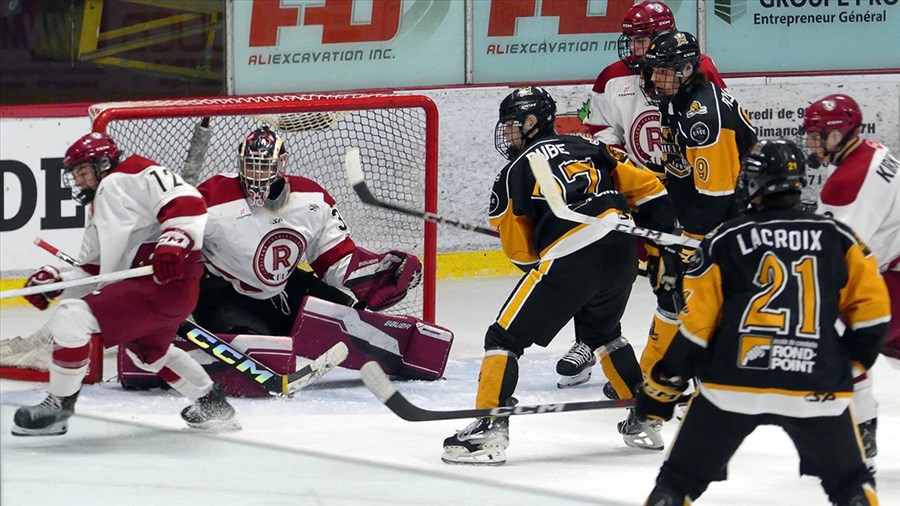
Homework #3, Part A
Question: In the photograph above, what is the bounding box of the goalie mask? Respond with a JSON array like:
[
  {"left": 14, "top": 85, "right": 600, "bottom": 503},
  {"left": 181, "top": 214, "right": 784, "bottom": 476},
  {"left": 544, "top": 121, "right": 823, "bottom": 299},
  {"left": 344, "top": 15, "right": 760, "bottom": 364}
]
[
  {"left": 238, "top": 126, "right": 289, "bottom": 209},
  {"left": 62, "top": 132, "right": 122, "bottom": 205},
  {"left": 738, "top": 139, "right": 806, "bottom": 207},
  {"left": 802, "top": 94, "right": 862, "bottom": 168},
  {"left": 617, "top": 2, "right": 675, "bottom": 71},
  {"left": 494, "top": 86, "right": 557, "bottom": 161}
]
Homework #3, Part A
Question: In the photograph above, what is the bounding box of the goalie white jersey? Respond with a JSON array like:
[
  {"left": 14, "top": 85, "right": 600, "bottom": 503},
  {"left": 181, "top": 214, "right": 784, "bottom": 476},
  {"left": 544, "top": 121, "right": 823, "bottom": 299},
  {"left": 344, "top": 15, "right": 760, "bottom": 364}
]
[
  {"left": 198, "top": 174, "right": 357, "bottom": 300},
  {"left": 817, "top": 139, "right": 900, "bottom": 272},
  {"left": 74, "top": 155, "right": 207, "bottom": 275}
]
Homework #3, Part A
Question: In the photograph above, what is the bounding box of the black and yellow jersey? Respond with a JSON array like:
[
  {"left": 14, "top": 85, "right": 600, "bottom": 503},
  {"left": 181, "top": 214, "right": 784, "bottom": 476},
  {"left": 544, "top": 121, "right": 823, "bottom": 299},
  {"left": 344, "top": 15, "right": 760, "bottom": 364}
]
[
  {"left": 489, "top": 134, "right": 675, "bottom": 267},
  {"left": 660, "top": 83, "right": 757, "bottom": 237},
  {"left": 665, "top": 208, "right": 890, "bottom": 417}
]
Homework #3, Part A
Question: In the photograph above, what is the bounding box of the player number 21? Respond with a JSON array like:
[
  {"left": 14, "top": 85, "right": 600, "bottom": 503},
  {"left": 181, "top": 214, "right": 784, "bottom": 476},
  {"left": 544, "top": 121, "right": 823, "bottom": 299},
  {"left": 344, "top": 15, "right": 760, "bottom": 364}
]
[{"left": 740, "top": 252, "right": 819, "bottom": 338}]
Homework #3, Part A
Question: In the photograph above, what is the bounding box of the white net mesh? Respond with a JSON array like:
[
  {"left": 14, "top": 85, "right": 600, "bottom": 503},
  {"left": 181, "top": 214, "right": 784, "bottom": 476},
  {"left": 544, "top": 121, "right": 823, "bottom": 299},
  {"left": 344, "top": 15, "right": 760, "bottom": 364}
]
[{"left": 91, "top": 93, "right": 435, "bottom": 319}]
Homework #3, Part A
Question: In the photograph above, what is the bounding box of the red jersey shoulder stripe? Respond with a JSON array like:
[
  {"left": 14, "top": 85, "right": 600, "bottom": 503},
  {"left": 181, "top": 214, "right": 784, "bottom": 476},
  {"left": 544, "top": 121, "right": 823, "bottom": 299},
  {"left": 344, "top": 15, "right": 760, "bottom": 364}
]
[
  {"left": 198, "top": 174, "right": 246, "bottom": 207},
  {"left": 820, "top": 142, "right": 877, "bottom": 206},
  {"left": 287, "top": 175, "right": 336, "bottom": 206}
]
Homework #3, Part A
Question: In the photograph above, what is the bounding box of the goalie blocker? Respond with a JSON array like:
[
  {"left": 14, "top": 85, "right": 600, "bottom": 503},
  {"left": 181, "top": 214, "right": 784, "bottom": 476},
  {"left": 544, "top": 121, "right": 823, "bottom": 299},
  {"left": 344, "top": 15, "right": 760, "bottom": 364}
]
[
  {"left": 119, "top": 296, "right": 452, "bottom": 393},
  {"left": 294, "top": 297, "right": 452, "bottom": 381}
]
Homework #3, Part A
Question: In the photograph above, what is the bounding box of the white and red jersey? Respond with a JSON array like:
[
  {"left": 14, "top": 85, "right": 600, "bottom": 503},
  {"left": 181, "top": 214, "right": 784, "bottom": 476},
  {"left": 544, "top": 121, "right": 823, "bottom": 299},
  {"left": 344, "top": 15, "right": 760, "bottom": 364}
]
[
  {"left": 584, "top": 55, "right": 725, "bottom": 169},
  {"left": 73, "top": 155, "right": 207, "bottom": 275},
  {"left": 818, "top": 139, "right": 900, "bottom": 272},
  {"left": 198, "top": 174, "right": 357, "bottom": 300}
]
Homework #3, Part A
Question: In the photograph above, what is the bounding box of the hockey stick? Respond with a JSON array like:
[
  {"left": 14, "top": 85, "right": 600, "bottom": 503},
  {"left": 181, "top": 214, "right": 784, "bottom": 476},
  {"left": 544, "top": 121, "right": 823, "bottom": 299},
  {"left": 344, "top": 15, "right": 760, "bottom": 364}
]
[
  {"left": 0, "top": 266, "right": 154, "bottom": 300},
  {"left": 181, "top": 116, "right": 212, "bottom": 186},
  {"left": 345, "top": 148, "right": 500, "bottom": 238},
  {"left": 34, "top": 237, "right": 79, "bottom": 266},
  {"left": 360, "top": 361, "right": 634, "bottom": 421},
  {"left": 526, "top": 153, "right": 700, "bottom": 248},
  {"left": 180, "top": 320, "right": 348, "bottom": 396}
]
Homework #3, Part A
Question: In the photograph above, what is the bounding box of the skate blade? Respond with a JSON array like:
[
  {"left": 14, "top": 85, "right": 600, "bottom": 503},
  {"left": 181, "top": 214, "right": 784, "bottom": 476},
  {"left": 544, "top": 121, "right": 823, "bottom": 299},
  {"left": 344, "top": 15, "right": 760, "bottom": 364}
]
[
  {"left": 185, "top": 418, "right": 242, "bottom": 433},
  {"left": 441, "top": 447, "right": 507, "bottom": 466},
  {"left": 11, "top": 422, "right": 68, "bottom": 437},
  {"left": 622, "top": 432, "right": 664, "bottom": 451},
  {"left": 557, "top": 370, "right": 591, "bottom": 389}
]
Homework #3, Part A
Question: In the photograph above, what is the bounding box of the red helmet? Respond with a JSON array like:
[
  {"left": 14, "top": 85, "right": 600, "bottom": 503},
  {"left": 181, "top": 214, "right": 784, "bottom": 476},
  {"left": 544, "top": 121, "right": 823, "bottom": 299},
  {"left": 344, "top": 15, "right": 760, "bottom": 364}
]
[
  {"left": 622, "top": 2, "right": 675, "bottom": 37},
  {"left": 62, "top": 132, "right": 121, "bottom": 204},
  {"left": 802, "top": 94, "right": 862, "bottom": 139},
  {"left": 618, "top": 2, "right": 676, "bottom": 70},
  {"left": 63, "top": 132, "right": 121, "bottom": 170}
]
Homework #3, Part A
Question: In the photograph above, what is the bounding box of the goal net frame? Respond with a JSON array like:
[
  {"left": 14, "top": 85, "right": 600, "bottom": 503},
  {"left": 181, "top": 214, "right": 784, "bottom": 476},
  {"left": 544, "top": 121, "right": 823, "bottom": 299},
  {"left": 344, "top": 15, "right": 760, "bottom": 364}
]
[{"left": 1, "top": 93, "right": 439, "bottom": 383}]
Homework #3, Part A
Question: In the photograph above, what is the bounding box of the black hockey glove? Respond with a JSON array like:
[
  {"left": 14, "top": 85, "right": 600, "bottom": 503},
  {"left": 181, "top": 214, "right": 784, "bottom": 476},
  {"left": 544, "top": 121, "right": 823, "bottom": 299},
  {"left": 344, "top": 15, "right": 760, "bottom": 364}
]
[
  {"left": 636, "top": 366, "right": 689, "bottom": 422},
  {"left": 645, "top": 241, "right": 686, "bottom": 312}
]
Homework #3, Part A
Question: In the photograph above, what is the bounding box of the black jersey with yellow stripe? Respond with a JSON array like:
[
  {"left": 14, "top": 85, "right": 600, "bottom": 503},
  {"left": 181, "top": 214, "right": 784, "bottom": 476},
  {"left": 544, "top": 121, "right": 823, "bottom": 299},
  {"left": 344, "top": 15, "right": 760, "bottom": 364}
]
[
  {"left": 488, "top": 134, "right": 674, "bottom": 267},
  {"left": 667, "top": 208, "right": 889, "bottom": 417},
  {"left": 659, "top": 83, "right": 757, "bottom": 237}
]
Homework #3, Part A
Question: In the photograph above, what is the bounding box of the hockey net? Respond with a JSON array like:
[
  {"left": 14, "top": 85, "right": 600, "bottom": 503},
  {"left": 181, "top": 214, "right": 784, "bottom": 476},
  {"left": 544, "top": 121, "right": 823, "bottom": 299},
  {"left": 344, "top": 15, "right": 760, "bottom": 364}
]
[{"left": 0, "top": 93, "right": 439, "bottom": 383}]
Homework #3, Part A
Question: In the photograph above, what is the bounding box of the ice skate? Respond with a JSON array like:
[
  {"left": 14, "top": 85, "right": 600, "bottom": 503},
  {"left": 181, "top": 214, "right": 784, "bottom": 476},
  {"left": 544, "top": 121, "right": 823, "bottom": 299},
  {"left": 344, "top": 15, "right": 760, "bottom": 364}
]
[
  {"left": 442, "top": 416, "right": 510, "bottom": 466},
  {"left": 181, "top": 383, "right": 240, "bottom": 431},
  {"left": 556, "top": 341, "right": 596, "bottom": 388},
  {"left": 602, "top": 381, "right": 619, "bottom": 400},
  {"left": 618, "top": 409, "right": 664, "bottom": 451},
  {"left": 12, "top": 391, "right": 79, "bottom": 437}
]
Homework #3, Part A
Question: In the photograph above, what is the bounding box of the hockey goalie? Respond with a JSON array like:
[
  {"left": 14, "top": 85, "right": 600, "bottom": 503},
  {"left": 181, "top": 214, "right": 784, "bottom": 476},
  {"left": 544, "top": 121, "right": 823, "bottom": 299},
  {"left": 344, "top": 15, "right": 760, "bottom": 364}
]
[{"left": 117, "top": 126, "right": 453, "bottom": 395}]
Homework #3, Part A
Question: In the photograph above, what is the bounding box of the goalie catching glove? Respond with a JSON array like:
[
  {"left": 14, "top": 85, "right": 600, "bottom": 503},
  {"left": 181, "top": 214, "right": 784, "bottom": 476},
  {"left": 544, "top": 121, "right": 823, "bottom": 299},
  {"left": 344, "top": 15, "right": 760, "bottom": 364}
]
[
  {"left": 342, "top": 247, "right": 422, "bottom": 311},
  {"left": 635, "top": 365, "right": 688, "bottom": 422},
  {"left": 23, "top": 265, "right": 63, "bottom": 310},
  {"left": 152, "top": 228, "right": 194, "bottom": 285}
]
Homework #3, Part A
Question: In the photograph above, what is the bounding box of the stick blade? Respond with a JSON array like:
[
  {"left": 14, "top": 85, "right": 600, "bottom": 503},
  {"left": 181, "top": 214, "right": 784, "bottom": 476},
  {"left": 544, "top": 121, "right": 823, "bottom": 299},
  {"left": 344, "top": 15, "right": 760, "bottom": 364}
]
[
  {"left": 286, "top": 342, "right": 349, "bottom": 394},
  {"left": 360, "top": 361, "right": 397, "bottom": 403},
  {"left": 345, "top": 147, "right": 364, "bottom": 186}
]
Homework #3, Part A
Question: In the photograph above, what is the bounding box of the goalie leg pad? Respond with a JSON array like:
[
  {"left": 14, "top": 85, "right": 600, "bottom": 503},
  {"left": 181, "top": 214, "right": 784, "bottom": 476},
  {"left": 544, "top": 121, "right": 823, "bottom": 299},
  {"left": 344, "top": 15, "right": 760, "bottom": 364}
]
[{"left": 293, "top": 297, "right": 452, "bottom": 380}]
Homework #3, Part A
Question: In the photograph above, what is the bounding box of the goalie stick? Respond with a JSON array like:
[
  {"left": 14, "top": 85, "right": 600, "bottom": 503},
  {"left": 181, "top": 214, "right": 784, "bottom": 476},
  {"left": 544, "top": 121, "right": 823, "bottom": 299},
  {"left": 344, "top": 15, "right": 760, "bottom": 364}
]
[
  {"left": 345, "top": 148, "right": 500, "bottom": 238},
  {"left": 360, "top": 361, "right": 634, "bottom": 421},
  {"left": 25, "top": 239, "right": 349, "bottom": 395},
  {"left": 526, "top": 152, "right": 700, "bottom": 248},
  {"left": 179, "top": 320, "right": 348, "bottom": 396}
]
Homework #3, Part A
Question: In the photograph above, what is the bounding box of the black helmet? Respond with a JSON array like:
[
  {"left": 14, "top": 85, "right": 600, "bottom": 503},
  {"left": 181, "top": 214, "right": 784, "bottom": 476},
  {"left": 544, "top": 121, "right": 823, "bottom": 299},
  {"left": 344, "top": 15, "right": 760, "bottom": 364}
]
[
  {"left": 643, "top": 30, "right": 701, "bottom": 75},
  {"left": 494, "top": 86, "right": 557, "bottom": 160},
  {"left": 739, "top": 139, "right": 807, "bottom": 203}
]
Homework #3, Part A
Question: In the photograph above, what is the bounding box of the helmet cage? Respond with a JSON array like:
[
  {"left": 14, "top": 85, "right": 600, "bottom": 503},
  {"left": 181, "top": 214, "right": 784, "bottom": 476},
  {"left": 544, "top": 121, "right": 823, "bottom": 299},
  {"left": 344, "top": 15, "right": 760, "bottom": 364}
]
[
  {"left": 62, "top": 132, "right": 121, "bottom": 205},
  {"left": 801, "top": 94, "right": 862, "bottom": 163},
  {"left": 238, "top": 151, "right": 287, "bottom": 207}
]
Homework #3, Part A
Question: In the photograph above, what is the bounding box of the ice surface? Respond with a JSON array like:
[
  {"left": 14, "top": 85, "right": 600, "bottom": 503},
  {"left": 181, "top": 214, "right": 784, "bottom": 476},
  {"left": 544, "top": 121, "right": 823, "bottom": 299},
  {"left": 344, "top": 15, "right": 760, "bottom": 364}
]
[{"left": 1, "top": 276, "right": 898, "bottom": 505}]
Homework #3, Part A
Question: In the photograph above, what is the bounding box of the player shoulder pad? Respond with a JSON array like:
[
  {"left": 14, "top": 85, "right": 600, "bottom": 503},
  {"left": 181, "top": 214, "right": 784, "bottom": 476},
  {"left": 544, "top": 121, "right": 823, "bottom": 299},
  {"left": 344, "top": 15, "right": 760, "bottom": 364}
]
[
  {"left": 594, "top": 60, "right": 636, "bottom": 94},
  {"left": 678, "top": 85, "right": 721, "bottom": 148},
  {"left": 287, "top": 175, "right": 336, "bottom": 206},
  {"left": 198, "top": 174, "right": 244, "bottom": 207},
  {"left": 489, "top": 162, "right": 513, "bottom": 219}
]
